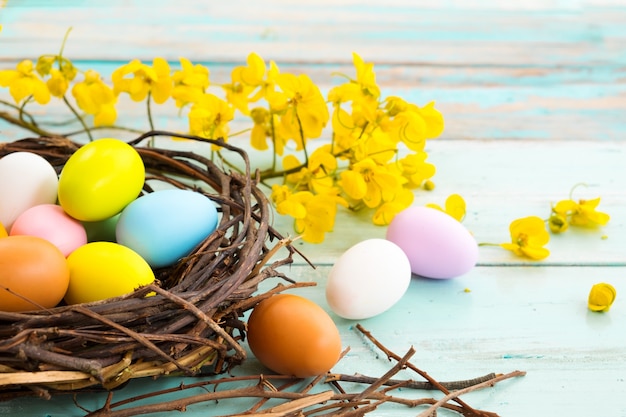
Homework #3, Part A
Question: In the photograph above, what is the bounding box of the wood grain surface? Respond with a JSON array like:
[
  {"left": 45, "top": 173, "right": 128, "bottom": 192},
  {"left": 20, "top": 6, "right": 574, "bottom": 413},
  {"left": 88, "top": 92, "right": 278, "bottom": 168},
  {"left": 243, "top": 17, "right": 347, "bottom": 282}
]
[{"left": 0, "top": 1, "right": 625, "bottom": 416}]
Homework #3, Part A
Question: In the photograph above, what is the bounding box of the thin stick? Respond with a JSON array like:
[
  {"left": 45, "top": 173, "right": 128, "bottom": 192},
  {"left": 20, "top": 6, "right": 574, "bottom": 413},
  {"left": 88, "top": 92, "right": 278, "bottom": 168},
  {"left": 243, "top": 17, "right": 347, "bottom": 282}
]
[
  {"left": 355, "top": 323, "right": 483, "bottom": 416},
  {"left": 415, "top": 370, "right": 527, "bottom": 417},
  {"left": 325, "top": 372, "right": 499, "bottom": 391},
  {"left": 144, "top": 284, "right": 246, "bottom": 360}
]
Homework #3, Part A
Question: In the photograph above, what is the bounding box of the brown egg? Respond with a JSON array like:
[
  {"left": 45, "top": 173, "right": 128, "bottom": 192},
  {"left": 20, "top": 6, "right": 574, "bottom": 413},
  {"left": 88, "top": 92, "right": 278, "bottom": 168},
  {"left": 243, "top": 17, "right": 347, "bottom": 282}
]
[
  {"left": 247, "top": 293, "right": 342, "bottom": 377},
  {"left": 0, "top": 235, "right": 70, "bottom": 312}
]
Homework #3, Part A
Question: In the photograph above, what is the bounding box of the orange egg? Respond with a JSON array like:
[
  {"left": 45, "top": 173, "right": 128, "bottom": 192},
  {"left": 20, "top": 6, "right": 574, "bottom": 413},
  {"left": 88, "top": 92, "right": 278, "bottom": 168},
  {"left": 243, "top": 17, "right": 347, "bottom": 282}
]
[
  {"left": 0, "top": 235, "right": 70, "bottom": 312},
  {"left": 247, "top": 294, "right": 342, "bottom": 377}
]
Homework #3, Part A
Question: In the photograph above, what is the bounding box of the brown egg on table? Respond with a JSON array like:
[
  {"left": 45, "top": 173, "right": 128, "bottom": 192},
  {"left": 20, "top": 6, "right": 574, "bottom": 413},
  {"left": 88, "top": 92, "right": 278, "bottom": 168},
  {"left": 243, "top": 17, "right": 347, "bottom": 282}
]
[{"left": 247, "top": 294, "right": 342, "bottom": 378}]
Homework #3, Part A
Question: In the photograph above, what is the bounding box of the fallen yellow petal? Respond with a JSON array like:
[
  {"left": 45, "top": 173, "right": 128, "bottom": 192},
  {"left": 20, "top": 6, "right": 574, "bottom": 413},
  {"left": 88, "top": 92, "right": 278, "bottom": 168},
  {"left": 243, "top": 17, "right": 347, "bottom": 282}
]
[{"left": 588, "top": 282, "right": 616, "bottom": 312}]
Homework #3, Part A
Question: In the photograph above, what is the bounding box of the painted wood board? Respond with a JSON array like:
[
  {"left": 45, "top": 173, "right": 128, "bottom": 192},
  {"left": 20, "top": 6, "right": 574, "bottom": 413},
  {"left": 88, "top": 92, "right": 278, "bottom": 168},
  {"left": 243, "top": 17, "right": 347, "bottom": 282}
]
[
  {"left": 0, "top": 1, "right": 625, "bottom": 416},
  {"left": 1, "top": 265, "right": 624, "bottom": 416}
]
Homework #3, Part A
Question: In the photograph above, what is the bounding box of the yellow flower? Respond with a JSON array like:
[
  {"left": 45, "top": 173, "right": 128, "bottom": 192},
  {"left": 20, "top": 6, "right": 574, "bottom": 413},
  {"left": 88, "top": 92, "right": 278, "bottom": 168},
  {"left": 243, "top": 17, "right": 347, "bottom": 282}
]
[
  {"left": 71, "top": 69, "right": 117, "bottom": 126},
  {"left": 36, "top": 56, "right": 77, "bottom": 93},
  {"left": 500, "top": 216, "right": 550, "bottom": 260},
  {"left": 271, "top": 184, "right": 347, "bottom": 243},
  {"left": 395, "top": 152, "right": 436, "bottom": 188},
  {"left": 418, "top": 101, "right": 445, "bottom": 139},
  {"left": 249, "top": 106, "right": 289, "bottom": 155},
  {"left": 372, "top": 187, "right": 414, "bottom": 226},
  {"left": 351, "top": 129, "right": 397, "bottom": 165},
  {"left": 171, "top": 57, "right": 209, "bottom": 107},
  {"left": 339, "top": 158, "right": 404, "bottom": 209},
  {"left": 0, "top": 59, "right": 50, "bottom": 104},
  {"left": 351, "top": 52, "right": 380, "bottom": 99},
  {"left": 266, "top": 72, "right": 329, "bottom": 147},
  {"left": 553, "top": 197, "right": 610, "bottom": 228},
  {"left": 283, "top": 145, "right": 337, "bottom": 194},
  {"left": 427, "top": 194, "right": 466, "bottom": 222},
  {"left": 588, "top": 283, "right": 616, "bottom": 312},
  {"left": 112, "top": 57, "right": 172, "bottom": 103},
  {"left": 46, "top": 68, "right": 70, "bottom": 98},
  {"left": 188, "top": 93, "right": 234, "bottom": 142},
  {"left": 382, "top": 102, "right": 444, "bottom": 152}
]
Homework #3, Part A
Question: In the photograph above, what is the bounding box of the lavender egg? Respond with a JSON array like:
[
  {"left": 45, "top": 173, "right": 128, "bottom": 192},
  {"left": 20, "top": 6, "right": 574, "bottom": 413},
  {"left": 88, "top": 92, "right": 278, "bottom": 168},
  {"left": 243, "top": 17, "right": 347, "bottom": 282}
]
[{"left": 386, "top": 206, "right": 478, "bottom": 279}]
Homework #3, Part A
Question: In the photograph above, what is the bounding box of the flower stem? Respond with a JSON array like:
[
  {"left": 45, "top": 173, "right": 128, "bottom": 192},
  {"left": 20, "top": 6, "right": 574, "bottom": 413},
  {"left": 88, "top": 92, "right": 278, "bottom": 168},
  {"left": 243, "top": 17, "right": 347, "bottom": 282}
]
[
  {"left": 62, "top": 95, "right": 93, "bottom": 141},
  {"left": 146, "top": 92, "right": 155, "bottom": 147}
]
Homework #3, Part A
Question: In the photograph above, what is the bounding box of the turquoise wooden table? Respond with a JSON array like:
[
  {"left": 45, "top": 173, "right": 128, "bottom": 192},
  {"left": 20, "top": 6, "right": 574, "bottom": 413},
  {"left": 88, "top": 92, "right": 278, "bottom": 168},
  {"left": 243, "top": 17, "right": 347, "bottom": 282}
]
[{"left": 1, "top": 1, "right": 625, "bottom": 416}]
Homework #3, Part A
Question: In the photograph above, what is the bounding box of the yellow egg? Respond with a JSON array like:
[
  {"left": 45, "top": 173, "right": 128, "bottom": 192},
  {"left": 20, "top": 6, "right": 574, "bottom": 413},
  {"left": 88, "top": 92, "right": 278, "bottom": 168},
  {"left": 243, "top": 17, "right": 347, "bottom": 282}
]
[
  {"left": 0, "top": 221, "right": 7, "bottom": 238},
  {"left": 58, "top": 138, "right": 145, "bottom": 221},
  {"left": 64, "top": 242, "right": 155, "bottom": 305}
]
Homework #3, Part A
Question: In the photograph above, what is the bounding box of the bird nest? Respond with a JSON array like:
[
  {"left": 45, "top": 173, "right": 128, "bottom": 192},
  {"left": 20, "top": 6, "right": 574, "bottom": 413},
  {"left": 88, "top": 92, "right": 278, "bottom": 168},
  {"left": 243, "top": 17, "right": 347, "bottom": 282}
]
[{"left": 0, "top": 131, "right": 303, "bottom": 398}]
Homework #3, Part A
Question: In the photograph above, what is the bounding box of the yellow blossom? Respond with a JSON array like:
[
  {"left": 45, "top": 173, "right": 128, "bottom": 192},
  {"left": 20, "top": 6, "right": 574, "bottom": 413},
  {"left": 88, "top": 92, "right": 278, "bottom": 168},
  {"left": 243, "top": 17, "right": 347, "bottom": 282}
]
[
  {"left": 283, "top": 145, "right": 337, "bottom": 194},
  {"left": 171, "top": 57, "right": 209, "bottom": 107},
  {"left": 266, "top": 72, "right": 329, "bottom": 147},
  {"left": 339, "top": 158, "right": 404, "bottom": 209},
  {"left": 396, "top": 152, "right": 436, "bottom": 188},
  {"left": 500, "top": 216, "right": 550, "bottom": 260},
  {"left": 71, "top": 69, "right": 117, "bottom": 126},
  {"left": 351, "top": 129, "right": 397, "bottom": 165},
  {"left": 223, "top": 53, "right": 279, "bottom": 115},
  {"left": 249, "top": 107, "right": 289, "bottom": 155},
  {"left": 0, "top": 59, "right": 50, "bottom": 104},
  {"left": 351, "top": 52, "right": 380, "bottom": 99},
  {"left": 112, "top": 57, "right": 172, "bottom": 103},
  {"left": 372, "top": 187, "right": 414, "bottom": 226},
  {"left": 276, "top": 189, "right": 343, "bottom": 244},
  {"left": 553, "top": 197, "right": 610, "bottom": 228},
  {"left": 419, "top": 101, "right": 445, "bottom": 139},
  {"left": 188, "top": 93, "right": 234, "bottom": 142},
  {"left": 588, "top": 283, "right": 616, "bottom": 312},
  {"left": 427, "top": 194, "right": 466, "bottom": 222},
  {"left": 46, "top": 68, "right": 70, "bottom": 97}
]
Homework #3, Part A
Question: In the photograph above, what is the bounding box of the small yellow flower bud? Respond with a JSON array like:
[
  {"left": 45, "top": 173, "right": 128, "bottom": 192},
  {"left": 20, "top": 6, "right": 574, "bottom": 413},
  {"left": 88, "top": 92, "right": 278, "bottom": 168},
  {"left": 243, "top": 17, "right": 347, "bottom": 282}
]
[
  {"left": 35, "top": 56, "right": 55, "bottom": 77},
  {"left": 548, "top": 213, "right": 569, "bottom": 233},
  {"left": 423, "top": 179, "right": 435, "bottom": 191},
  {"left": 588, "top": 282, "right": 616, "bottom": 312}
]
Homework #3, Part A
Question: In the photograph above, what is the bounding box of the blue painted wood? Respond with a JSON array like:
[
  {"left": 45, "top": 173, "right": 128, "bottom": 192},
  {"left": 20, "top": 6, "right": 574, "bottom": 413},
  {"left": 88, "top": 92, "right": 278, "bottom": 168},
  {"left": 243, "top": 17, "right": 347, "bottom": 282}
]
[{"left": 1, "top": 1, "right": 625, "bottom": 416}]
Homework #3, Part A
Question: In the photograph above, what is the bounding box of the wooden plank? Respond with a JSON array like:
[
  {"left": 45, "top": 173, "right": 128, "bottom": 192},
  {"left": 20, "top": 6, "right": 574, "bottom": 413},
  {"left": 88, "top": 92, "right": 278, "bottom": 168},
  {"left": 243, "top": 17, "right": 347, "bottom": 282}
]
[
  {"left": 2, "top": 265, "right": 624, "bottom": 416},
  {"left": 1, "top": 1, "right": 626, "bottom": 66},
  {"left": 0, "top": 2, "right": 624, "bottom": 416}
]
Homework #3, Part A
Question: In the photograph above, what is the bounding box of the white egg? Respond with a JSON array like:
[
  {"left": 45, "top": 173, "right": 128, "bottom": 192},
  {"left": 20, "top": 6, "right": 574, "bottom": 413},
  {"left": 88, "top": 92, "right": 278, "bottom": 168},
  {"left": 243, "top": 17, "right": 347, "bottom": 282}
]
[
  {"left": 325, "top": 238, "right": 412, "bottom": 320},
  {"left": 0, "top": 152, "right": 59, "bottom": 230}
]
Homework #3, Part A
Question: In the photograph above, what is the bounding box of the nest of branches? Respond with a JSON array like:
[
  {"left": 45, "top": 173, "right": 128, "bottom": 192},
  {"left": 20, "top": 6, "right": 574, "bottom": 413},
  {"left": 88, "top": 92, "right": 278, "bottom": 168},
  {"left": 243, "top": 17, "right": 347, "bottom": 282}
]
[{"left": 0, "top": 130, "right": 303, "bottom": 397}]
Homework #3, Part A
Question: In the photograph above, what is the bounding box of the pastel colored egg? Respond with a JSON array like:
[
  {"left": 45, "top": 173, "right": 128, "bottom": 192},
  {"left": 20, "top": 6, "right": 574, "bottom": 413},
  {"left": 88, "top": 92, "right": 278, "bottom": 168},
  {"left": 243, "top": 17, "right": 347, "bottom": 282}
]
[
  {"left": 325, "top": 238, "right": 412, "bottom": 320},
  {"left": 0, "top": 235, "right": 70, "bottom": 312},
  {"left": 10, "top": 204, "right": 87, "bottom": 256},
  {"left": 57, "top": 138, "right": 145, "bottom": 221},
  {"left": 82, "top": 214, "right": 120, "bottom": 243},
  {"left": 64, "top": 241, "right": 155, "bottom": 305},
  {"left": 116, "top": 189, "right": 219, "bottom": 268},
  {"left": 386, "top": 206, "right": 478, "bottom": 279},
  {"left": 0, "top": 152, "right": 59, "bottom": 230},
  {"left": 0, "top": 222, "right": 7, "bottom": 238}
]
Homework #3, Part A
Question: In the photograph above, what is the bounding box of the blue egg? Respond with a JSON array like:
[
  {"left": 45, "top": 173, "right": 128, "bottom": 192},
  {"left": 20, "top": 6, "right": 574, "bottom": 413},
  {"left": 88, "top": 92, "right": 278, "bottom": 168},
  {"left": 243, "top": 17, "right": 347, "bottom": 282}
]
[{"left": 116, "top": 189, "right": 219, "bottom": 268}]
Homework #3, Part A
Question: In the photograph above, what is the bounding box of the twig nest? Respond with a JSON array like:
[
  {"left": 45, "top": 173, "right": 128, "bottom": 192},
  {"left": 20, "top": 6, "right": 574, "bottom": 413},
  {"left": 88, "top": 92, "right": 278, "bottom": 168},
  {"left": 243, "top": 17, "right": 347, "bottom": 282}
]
[{"left": 0, "top": 131, "right": 299, "bottom": 396}]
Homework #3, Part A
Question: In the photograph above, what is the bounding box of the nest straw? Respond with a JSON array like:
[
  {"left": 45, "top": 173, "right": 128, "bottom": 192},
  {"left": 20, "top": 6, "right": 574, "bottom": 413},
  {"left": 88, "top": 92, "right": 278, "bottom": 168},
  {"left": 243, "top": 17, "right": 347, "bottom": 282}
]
[{"left": 0, "top": 131, "right": 302, "bottom": 396}]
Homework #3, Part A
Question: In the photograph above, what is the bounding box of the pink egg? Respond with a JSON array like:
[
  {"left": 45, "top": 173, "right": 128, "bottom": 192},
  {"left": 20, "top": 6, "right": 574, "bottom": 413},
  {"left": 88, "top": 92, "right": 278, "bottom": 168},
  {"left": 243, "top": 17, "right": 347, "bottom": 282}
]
[
  {"left": 386, "top": 206, "right": 478, "bottom": 279},
  {"left": 10, "top": 204, "right": 87, "bottom": 256}
]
